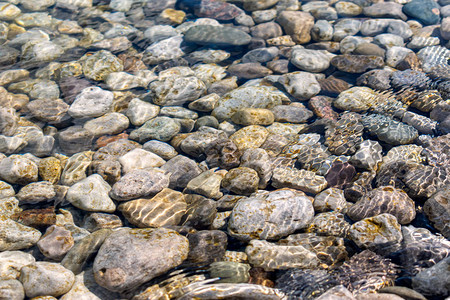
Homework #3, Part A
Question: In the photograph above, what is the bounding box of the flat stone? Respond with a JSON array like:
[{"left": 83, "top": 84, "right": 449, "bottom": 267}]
[
  {"left": 271, "top": 166, "right": 328, "bottom": 194},
  {"left": 184, "top": 169, "right": 223, "bottom": 199},
  {"left": 161, "top": 155, "right": 202, "bottom": 189},
  {"left": 16, "top": 181, "right": 55, "bottom": 204},
  {"left": 403, "top": 0, "right": 441, "bottom": 25},
  {"left": 227, "top": 63, "right": 273, "bottom": 79},
  {"left": 331, "top": 54, "right": 384, "bottom": 73},
  {"left": 60, "top": 272, "right": 101, "bottom": 300},
  {"left": 93, "top": 227, "right": 189, "bottom": 292},
  {"left": 221, "top": 167, "right": 259, "bottom": 196},
  {"left": 110, "top": 169, "right": 170, "bottom": 201},
  {"left": 118, "top": 188, "right": 186, "bottom": 227},
  {"left": 80, "top": 50, "right": 123, "bottom": 81},
  {"left": 184, "top": 25, "right": 251, "bottom": 46},
  {"left": 130, "top": 116, "right": 181, "bottom": 143},
  {"left": 250, "top": 21, "right": 283, "bottom": 39},
  {"left": 245, "top": 240, "right": 319, "bottom": 271},
  {"left": 230, "top": 125, "right": 269, "bottom": 151},
  {"left": 228, "top": 189, "right": 314, "bottom": 241},
  {"left": 118, "top": 148, "right": 165, "bottom": 174},
  {"left": 83, "top": 112, "right": 129, "bottom": 137},
  {"left": 149, "top": 75, "right": 206, "bottom": 106},
  {"left": 277, "top": 11, "right": 314, "bottom": 44},
  {"left": 290, "top": 48, "right": 335, "bottom": 72}
]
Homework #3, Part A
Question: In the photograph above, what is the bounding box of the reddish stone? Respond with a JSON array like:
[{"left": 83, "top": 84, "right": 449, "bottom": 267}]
[
  {"left": 194, "top": 0, "right": 243, "bottom": 20},
  {"left": 318, "top": 76, "right": 352, "bottom": 97},
  {"left": 95, "top": 132, "right": 129, "bottom": 149},
  {"left": 326, "top": 162, "right": 357, "bottom": 189},
  {"left": 118, "top": 52, "right": 147, "bottom": 73},
  {"left": 309, "top": 96, "right": 339, "bottom": 121},
  {"left": 11, "top": 207, "right": 57, "bottom": 230}
]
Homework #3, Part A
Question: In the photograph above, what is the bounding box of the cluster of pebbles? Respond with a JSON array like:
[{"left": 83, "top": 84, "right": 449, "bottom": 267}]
[{"left": 1, "top": 0, "right": 450, "bottom": 299}]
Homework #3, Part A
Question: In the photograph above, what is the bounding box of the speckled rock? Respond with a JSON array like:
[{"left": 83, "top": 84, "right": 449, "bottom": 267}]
[
  {"left": 126, "top": 98, "right": 160, "bottom": 126},
  {"left": 331, "top": 55, "right": 384, "bottom": 73},
  {"left": 118, "top": 148, "right": 165, "bottom": 174},
  {"left": 228, "top": 189, "right": 314, "bottom": 241},
  {"left": 333, "top": 19, "right": 361, "bottom": 41},
  {"left": 60, "top": 151, "right": 93, "bottom": 186},
  {"left": 130, "top": 116, "right": 181, "bottom": 143},
  {"left": 82, "top": 213, "right": 122, "bottom": 232},
  {"left": 184, "top": 169, "right": 223, "bottom": 199},
  {"left": 143, "top": 140, "right": 178, "bottom": 161},
  {"left": 180, "top": 194, "right": 217, "bottom": 228},
  {"left": 143, "top": 36, "right": 185, "bottom": 65},
  {"left": 66, "top": 174, "right": 116, "bottom": 212},
  {"left": 212, "top": 86, "right": 287, "bottom": 121},
  {"left": 93, "top": 227, "right": 189, "bottom": 292},
  {"left": 57, "top": 126, "right": 94, "bottom": 156},
  {"left": 180, "top": 127, "right": 226, "bottom": 156},
  {"left": 68, "top": 87, "right": 114, "bottom": 119},
  {"left": 221, "top": 167, "right": 259, "bottom": 196},
  {"left": 0, "top": 250, "right": 35, "bottom": 279},
  {"left": 0, "top": 181, "right": 15, "bottom": 199},
  {"left": 161, "top": 155, "right": 202, "bottom": 189},
  {"left": 149, "top": 75, "right": 206, "bottom": 106},
  {"left": 19, "top": 262, "right": 75, "bottom": 298},
  {"left": 314, "top": 188, "right": 348, "bottom": 213},
  {"left": 271, "top": 104, "right": 313, "bottom": 123},
  {"left": 325, "top": 161, "right": 356, "bottom": 189},
  {"left": 0, "top": 279, "right": 25, "bottom": 300},
  {"left": 246, "top": 239, "right": 319, "bottom": 271},
  {"left": 272, "top": 166, "right": 328, "bottom": 194},
  {"left": 349, "top": 213, "right": 403, "bottom": 255},
  {"left": 412, "top": 256, "right": 450, "bottom": 297},
  {"left": 26, "top": 99, "right": 69, "bottom": 124},
  {"left": 423, "top": 185, "right": 450, "bottom": 239},
  {"left": 278, "top": 71, "right": 321, "bottom": 100},
  {"left": 16, "top": 181, "right": 55, "bottom": 204},
  {"left": 0, "top": 155, "right": 38, "bottom": 185},
  {"left": 178, "top": 283, "right": 286, "bottom": 299},
  {"left": 118, "top": 188, "right": 186, "bottom": 228},
  {"left": 185, "top": 25, "right": 251, "bottom": 46},
  {"left": 61, "top": 229, "right": 112, "bottom": 275},
  {"left": 306, "top": 211, "right": 351, "bottom": 237},
  {"left": 325, "top": 112, "right": 364, "bottom": 155},
  {"left": 60, "top": 272, "right": 101, "bottom": 300},
  {"left": 37, "top": 225, "right": 74, "bottom": 260},
  {"left": 208, "top": 261, "right": 250, "bottom": 283},
  {"left": 80, "top": 50, "right": 123, "bottom": 81},
  {"left": 277, "top": 11, "right": 315, "bottom": 44},
  {"left": 290, "top": 48, "right": 335, "bottom": 72},
  {"left": 37, "top": 157, "right": 62, "bottom": 185},
  {"left": 231, "top": 108, "right": 274, "bottom": 126},
  {"left": 110, "top": 168, "right": 169, "bottom": 201},
  {"left": 186, "top": 230, "right": 227, "bottom": 264},
  {"left": 205, "top": 138, "right": 242, "bottom": 170},
  {"left": 347, "top": 186, "right": 416, "bottom": 224},
  {"left": 350, "top": 140, "right": 383, "bottom": 170},
  {"left": 230, "top": 125, "right": 269, "bottom": 151},
  {"left": 240, "top": 148, "right": 272, "bottom": 189},
  {"left": 362, "top": 114, "right": 419, "bottom": 145},
  {"left": 334, "top": 87, "right": 378, "bottom": 112},
  {"left": 83, "top": 113, "right": 129, "bottom": 137}
]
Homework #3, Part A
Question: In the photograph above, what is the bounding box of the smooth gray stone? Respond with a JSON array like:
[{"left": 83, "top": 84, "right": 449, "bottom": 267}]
[{"left": 184, "top": 25, "right": 251, "bottom": 46}]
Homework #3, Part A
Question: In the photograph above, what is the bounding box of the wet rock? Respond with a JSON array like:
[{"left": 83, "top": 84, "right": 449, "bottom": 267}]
[
  {"left": 423, "top": 185, "right": 450, "bottom": 239},
  {"left": 0, "top": 250, "right": 35, "bottom": 279},
  {"left": 290, "top": 48, "right": 335, "bottom": 72},
  {"left": 149, "top": 75, "right": 206, "bottom": 106},
  {"left": 26, "top": 99, "right": 69, "bottom": 124},
  {"left": 184, "top": 169, "right": 223, "bottom": 199},
  {"left": 0, "top": 279, "right": 24, "bottom": 300},
  {"left": 110, "top": 169, "right": 169, "bottom": 201},
  {"left": 161, "top": 155, "right": 202, "bottom": 189},
  {"left": 212, "top": 86, "right": 287, "bottom": 121},
  {"left": 228, "top": 189, "right": 314, "bottom": 241},
  {"left": 278, "top": 71, "right": 321, "bottom": 100},
  {"left": 16, "top": 181, "right": 55, "bottom": 204},
  {"left": 57, "top": 126, "right": 94, "bottom": 156},
  {"left": 306, "top": 211, "right": 351, "bottom": 237},
  {"left": 227, "top": 63, "right": 273, "bottom": 79},
  {"left": 250, "top": 21, "right": 283, "bottom": 40},
  {"left": 221, "top": 167, "right": 259, "bottom": 196},
  {"left": 68, "top": 87, "right": 114, "bottom": 119},
  {"left": 205, "top": 138, "right": 242, "bottom": 170},
  {"left": 208, "top": 261, "right": 250, "bottom": 283},
  {"left": 185, "top": 25, "right": 251, "bottom": 46},
  {"left": 277, "top": 11, "right": 314, "bottom": 44},
  {"left": 143, "top": 36, "right": 185, "bottom": 65},
  {"left": 240, "top": 148, "right": 272, "bottom": 189},
  {"left": 10, "top": 207, "right": 56, "bottom": 230},
  {"left": 37, "top": 225, "right": 74, "bottom": 261},
  {"left": 331, "top": 55, "right": 384, "bottom": 73},
  {"left": 130, "top": 116, "right": 181, "bottom": 143},
  {"left": 80, "top": 50, "right": 123, "bottom": 81},
  {"left": 0, "top": 155, "right": 38, "bottom": 185},
  {"left": 350, "top": 140, "right": 383, "bottom": 170},
  {"left": 66, "top": 174, "right": 116, "bottom": 212},
  {"left": 412, "top": 256, "right": 450, "bottom": 297},
  {"left": 314, "top": 188, "right": 348, "bottom": 213},
  {"left": 83, "top": 213, "right": 122, "bottom": 232},
  {"left": 143, "top": 140, "right": 178, "bottom": 161},
  {"left": 272, "top": 166, "right": 328, "bottom": 194},
  {"left": 347, "top": 186, "right": 416, "bottom": 224},
  {"left": 349, "top": 213, "right": 403, "bottom": 255},
  {"left": 118, "top": 148, "right": 165, "bottom": 174},
  {"left": 333, "top": 19, "right": 361, "bottom": 41},
  {"left": 403, "top": 0, "right": 441, "bottom": 25},
  {"left": 118, "top": 188, "right": 186, "bottom": 227},
  {"left": 0, "top": 181, "right": 15, "bottom": 199},
  {"left": 60, "top": 272, "right": 101, "bottom": 300},
  {"left": 19, "top": 262, "right": 75, "bottom": 298},
  {"left": 180, "top": 194, "right": 217, "bottom": 228},
  {"left": 60, "top": 151, "right": 93, "bottom": 186},
  {"left": 187, "top": 230, "right": 227, "bottom": 264},
  {"left": 93, "top": 227, "right": 189, "bottom": 292},
  {"left": 246, "top": 240, "right": 319, "bottom": 271},
  {"left": 362, "top": 114, "right": 419, "bottom": 145},
  {"left": 325, "top": 161, "right": 356, "bottom": 189},
  {"left": 61, "top": 229, "right": 112, "bottom": 275},
  {"left": 230, "top": 125, "right": 269, "bottom": 151},
  {"left": 178, "top": 283, "right": 286, "bottom": 299}
]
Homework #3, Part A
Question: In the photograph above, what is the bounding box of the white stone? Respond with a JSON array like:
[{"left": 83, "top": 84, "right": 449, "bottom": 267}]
[
  {"left": 125, "top": 98, "right": 160, "bottom": 126},
  {"left": 385, "top": 46, "right": 413, "bottom": 67},
  {"left": 83, "top": 112, "right": 129, "bottom": 137},
  {"left": 60, "top": 272, "right": 101, "bottom": 300},
  {"left": 66, "top": 174, "right": 116, "bottom": 213},
  {"left": 290, "top": 48, "right": 335, "bottom": 72},
  {"left": 0, "top": 217, "right": 42, "bottom": 251},
  {"left": 0, "top": 251, "right": 35, "bottom": 279},
  {"left": 68, "top": 87, "right": 114, "bottom": 119},
  {"left": 20, "top": 262, "right": 75, "bottom": 298},
  {"left": 119, "top": 148, "right": 166, "bottom": 173},
  {"left": 278, "top": 72, "right": 321, "bottom": 100}
]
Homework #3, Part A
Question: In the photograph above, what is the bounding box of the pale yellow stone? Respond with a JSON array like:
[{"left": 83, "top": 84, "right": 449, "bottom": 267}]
[{"left": 230, "top": 125, "right": 269, "bottom": 151}]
